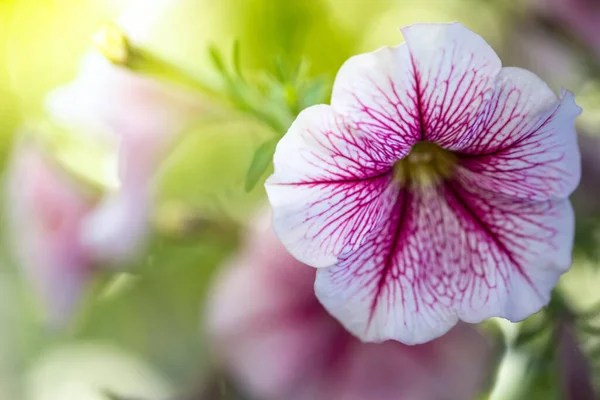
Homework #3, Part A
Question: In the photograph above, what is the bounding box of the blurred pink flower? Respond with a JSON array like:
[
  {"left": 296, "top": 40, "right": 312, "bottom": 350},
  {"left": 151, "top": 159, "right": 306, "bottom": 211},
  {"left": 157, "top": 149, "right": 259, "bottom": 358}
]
[
  {"left": 46, "top": 52, "right": 204, "bottom": 264},
  {"left": 9, "top": 0, "right": 209, "bottom": 324},
  {"left": 7, "top": 142, "right": 95, "bottom": 325},
  {"left": 510, "top": 24, "right": 583, "bottom": 90},
  {"left": 531, "top": 0, "right": 600, "bottom": 60},
  {"left": 206, "top": 215, "right": 493, "bottom": 400}
]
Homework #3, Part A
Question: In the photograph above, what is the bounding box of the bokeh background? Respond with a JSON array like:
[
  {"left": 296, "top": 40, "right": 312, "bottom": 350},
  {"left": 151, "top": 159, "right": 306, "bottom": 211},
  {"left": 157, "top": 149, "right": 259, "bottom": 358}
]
[{"left": 1, "top": 0, "right": 599, "bottom": 399}]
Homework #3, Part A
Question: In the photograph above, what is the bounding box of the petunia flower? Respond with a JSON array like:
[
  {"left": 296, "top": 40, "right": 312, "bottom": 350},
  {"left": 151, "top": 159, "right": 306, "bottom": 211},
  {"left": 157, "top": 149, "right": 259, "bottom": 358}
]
[
  {"left": 265, "top": 22, "right": 581, "bottom": 344},
  {"left": 6, "top": 141, "right": 95, "bottom": 326},
  {"left": 46, "top": 51, "right": 205, "bottom": 265},
  {"left": 206, "top": 214, "right": 493, "bottom": 400}
]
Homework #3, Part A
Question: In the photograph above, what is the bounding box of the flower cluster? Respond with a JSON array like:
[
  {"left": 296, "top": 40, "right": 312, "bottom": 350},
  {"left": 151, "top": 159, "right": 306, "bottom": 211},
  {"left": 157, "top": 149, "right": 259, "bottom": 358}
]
[{"left": 4, "top": 2, "right": 590, "bottom": 397}]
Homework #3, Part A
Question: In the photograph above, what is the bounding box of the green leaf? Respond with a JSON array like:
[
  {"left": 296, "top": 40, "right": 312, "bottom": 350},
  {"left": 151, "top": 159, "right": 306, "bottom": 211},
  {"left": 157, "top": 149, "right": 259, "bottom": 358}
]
[
  {"left": 209, "top": 45, "right": 227, "bottom": 74},
  {"left": 245, "top": 138, "right": 278, "bottom": 192},
  {"left": 273, "top": 56, "right": 287, "bottom": 83},
  {"left": 292, "top": 58, "right": 310, "bottom": 83},
  {"left": 299, "top": 76, "right": 329, "bottom": 109},
  {"left": 232, "top": 39, "right": 243, "bottom": 79}
]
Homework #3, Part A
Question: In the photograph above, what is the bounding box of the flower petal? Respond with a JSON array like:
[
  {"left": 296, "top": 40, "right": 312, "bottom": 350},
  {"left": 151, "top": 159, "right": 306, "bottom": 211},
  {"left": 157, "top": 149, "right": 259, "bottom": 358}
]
[
  {"left": 445, "top": 183, "right": 574, "bottom": 323},
  {"left": 265, "top": 105, "right": 404, "bottom": 268},
  {"left": 80, "top": 127, "right": 157, "bottom": 264},
  {"left": 330, "top": 44, "right": 421, "bottom": 147},
  {"left": 7, "top": 143, "right": 94, "bottom": 325},
  {"left": 46, "top": 53, "right": 203, "bottom": 141},
  {"left": 337, "top": 324, "right": 492, "bottom": 400},
  {"left": 400, "top": 22, "right": 502, "bottom": 146},
  {"left": 314, "top": 186, "right": 457, "bottom": 345},
  {"left": 315, "top": 181, "right": 574, "bottom": 344},
  {"left": 456, "top": 68, "right": 581, "bottom": 200},
  {"left": 80, "top": 186, "right": 151, "bottom": 265},
  {"left": 329, "top": 22, "right": 502, "bottom": 150},
  {"left": 47, "top": 53, "right": 204, "bottom": 264}
]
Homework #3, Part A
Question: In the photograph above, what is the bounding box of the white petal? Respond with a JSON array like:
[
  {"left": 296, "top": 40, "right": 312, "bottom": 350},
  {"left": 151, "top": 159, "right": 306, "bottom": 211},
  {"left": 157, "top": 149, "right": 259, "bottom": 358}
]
[
  {"left": 456, "top": 68, "right": 581, "bottom": 200},
  {"left": 81, "top": 134, "right": 155, "bottom": 264},
  {"left": 401, "top": 22, "right": 502, "bottom": 146},
  {"left": 46, "top": 53, "right": 203, "bottom": 143},
  {"left": 448, "top": 185, "right": 575, "bottom": 323},
  {"left": 330, "top": 22, "right": 502, "bottom": 151},
  {"left": 315, "top": 186, "right": 457, "bottom": 345},
  {"left": 80, "top": 188, "right": 151, "bottom": 266},
  {"left": 27, "top": 343, "right": 172, "bottom": 400},
  {"left": 266, "top": 105, "right": 404, "bottom": 268},
  {"left": 315, "top": 181, "right": 574, "bottom": 344},
  {"left": 331, "top": 44, "right": 421, "bottom": 148}
]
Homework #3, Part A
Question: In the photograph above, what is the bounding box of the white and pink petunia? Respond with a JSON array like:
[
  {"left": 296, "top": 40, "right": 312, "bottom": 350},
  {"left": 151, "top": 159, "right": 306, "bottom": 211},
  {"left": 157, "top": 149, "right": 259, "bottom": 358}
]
[
  {"left": 46, "top": 51, "right": 204, "bottom": 264},
  {"left": 207, "top": 215, "right": 493, "bottom": 400},
  {"left": 265, "top": 22, "right": 581, "bottom": 344}
]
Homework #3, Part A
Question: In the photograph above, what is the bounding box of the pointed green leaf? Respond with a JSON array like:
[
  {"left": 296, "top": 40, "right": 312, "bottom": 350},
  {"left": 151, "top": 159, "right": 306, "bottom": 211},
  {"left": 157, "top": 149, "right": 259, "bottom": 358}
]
[
  {"left": 232, "top": 39, "right": 243, "bottom": 79},
  {"left": 273, "top": 56, "right": 287, "bottom": 83},
  {"left": 209, "top": 45, "right": 227, "bottom": 74},
  {"left": 245, "top": 138, "right": 278, "bottom": 192},
  {"left": 299, "top": 76, "right": 329, "bottom": 109}
]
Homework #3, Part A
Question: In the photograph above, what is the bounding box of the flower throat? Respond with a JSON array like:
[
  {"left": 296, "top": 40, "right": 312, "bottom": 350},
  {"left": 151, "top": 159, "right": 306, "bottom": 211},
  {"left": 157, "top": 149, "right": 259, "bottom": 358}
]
[{"left": 393, "top": 142, "right": 457, "bottom": 186}]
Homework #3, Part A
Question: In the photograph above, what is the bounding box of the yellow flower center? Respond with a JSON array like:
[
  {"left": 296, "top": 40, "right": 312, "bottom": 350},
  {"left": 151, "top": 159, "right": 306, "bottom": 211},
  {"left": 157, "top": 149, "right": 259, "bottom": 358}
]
[{"left": 393, "top": 142, "right": 457, "bottom": 186}]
